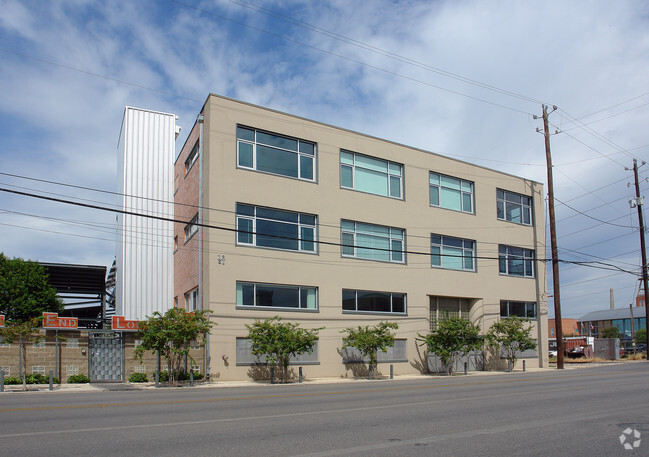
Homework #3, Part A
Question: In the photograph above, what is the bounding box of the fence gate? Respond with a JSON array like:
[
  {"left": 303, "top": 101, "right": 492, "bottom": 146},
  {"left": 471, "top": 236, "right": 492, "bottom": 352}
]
[{"left": 89, "top": 331, "right": 124, "bottom": 382}]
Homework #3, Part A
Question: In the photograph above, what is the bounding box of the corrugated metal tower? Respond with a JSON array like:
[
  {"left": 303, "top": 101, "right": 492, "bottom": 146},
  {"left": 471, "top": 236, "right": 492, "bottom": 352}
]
[{"left": 116, "top": 106, "right": 179, "bottom": 320}]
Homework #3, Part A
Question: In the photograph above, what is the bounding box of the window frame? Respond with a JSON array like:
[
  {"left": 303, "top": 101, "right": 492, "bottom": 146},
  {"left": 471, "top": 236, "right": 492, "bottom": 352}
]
[
  {"left": 236, "top": 125, "right": 316, "bottom": 182},
  {"left": 342, "top": 289, "right": 407, "bottom": 315},
  {"left": 429, "top": 172, "right": 474, "bottom": 214},
  {"left": 185, "top": 288, "right": 199, "bottom": 311},
  {"left": 499, "top": 245, "right": 535, "bottom": 277},
  {"left": 236, "top": 337, "right": 320, "bottom": 366},
  {"left": 497, "top": 189, "right": 533, "bottom": 226},
  {"left": 340, "top": 220, "right": 405, "bottom": 264},
  {"left": 184, "top": 214, "right": 198, "bottom": 242},
  {"left": 236, "top": 203, "right": 317, "bottom": 254},
  {"left": 340, "top": 150, "right": 403, "bottom": 199},
  {"left": 500, "top": 300, "right": 537, "bottom": 319},
  {"left": 236, "top": 281, "right": 319, "bottom": 311},
  {"left": 430, "top": 234, "right": 476, "bottom": 272},
  {"left": 184, "top": 140, "right": 199, "bottom": 175}
]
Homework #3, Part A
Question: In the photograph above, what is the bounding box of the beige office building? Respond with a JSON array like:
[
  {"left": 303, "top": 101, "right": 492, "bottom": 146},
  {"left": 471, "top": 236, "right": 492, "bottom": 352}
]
[{"left": 174, "top": 94, "right": 548, "bottom": 381}]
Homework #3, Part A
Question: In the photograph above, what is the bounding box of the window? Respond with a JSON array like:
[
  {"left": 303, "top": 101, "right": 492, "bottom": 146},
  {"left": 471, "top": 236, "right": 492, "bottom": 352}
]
[
  {"left": 236, "top": 282, "right": 318, "bottom": 310},
  {"left": 236, "top": 337, "right": 319, "bottom": 365},
  {"left": 341, "top": 220, "right": 405, "bottom": 263},
  {"left": 429, "top": 172, "right": 474, "bottom": 213},
  {"left": 499, "top": 245, "right": 535, "bottom": 277},
  {"left": 236, "top": 204, "right": 316, "bottom": 253},
  {"left": 134, "top": 365, "right": 146, "bottom": 373},
  {"left": 185, "top": 140, "right": 199, "bottom": 174},
  {"left": 340, "top": 150, "right": 403, "bottom": 199},
  {"left": 429, "top": 296, "right": 470, "bottom": 331},
  {"left": 342, "top": 339, "right": 407, "bottom": 363},
  {"left": 66, "top": 365, "right": 79, "bottom": 377},
  {"left": 184, "top": 214, "right": 198, "bottom": 242},
  {"left": 185, "top": 288, "right": 199, "bottom": 311},
  {"left": 32, "top": 366, "right": 45, "bottom": 375},
  {"left": 500, "top": 301, "right": 537, "bottom": 318},
  {"left": 430, "top": 234, "right": 475, "bottom": 271},
  {"left": 342, "top": 289, "right": 406, "bottom": 314},
  {"left": 497, "top": 189, "right": 532, "bottom": 225},
  {"left": 1, "top": 367, "right": 9, "bottom": 376},
  {"left": 237, "top": 126, "right": 316, "bottom": 181}
]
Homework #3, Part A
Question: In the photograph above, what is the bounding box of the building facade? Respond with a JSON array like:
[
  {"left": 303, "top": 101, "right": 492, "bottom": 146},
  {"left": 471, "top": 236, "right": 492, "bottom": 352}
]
[
  {"left": 173, "top": 94, "right": 548, "bottom": 381},
  {"left": 578, "top": 306, "right": 647, "bottom": 340}
]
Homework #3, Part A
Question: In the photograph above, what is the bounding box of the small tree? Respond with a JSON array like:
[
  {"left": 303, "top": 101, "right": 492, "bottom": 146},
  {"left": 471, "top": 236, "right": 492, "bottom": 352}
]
[
  {"left": 417, "top": 316, "right": 483, "bottom": 375},
  {"left": 135, "top": 307, "right": 214, "bottom": 386},
  {"left": 602, "top": 326, "right": 621, "bottom": 339},
  {"left": 487, "top": 316, "right": 536, "bottom": 371},
  {"left": 341, "top": 321, "right": 398, "bottom": 378},
  {"left": 0, "top": 253, "right": 63, "bottom": 390},
  {"left": 0, "top": 318, "right": 44, "bottom": 390},
  {"left": 246, "top": 317, "right": 322, "bottom": 383},
  {"left": 634, "top": 328, "right": 646, "bottom": 347},
  {"left": 0, "top": 253, "right": 64, "bottom": 321}
]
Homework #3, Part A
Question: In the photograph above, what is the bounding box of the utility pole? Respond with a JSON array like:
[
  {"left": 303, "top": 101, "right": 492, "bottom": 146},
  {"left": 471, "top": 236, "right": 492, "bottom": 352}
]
[
  {"left": 536, "top": 105, "right": 564, "bottom": 369},
  {"left": 630, "top": 159, "right": 649, "bottom": 353}
]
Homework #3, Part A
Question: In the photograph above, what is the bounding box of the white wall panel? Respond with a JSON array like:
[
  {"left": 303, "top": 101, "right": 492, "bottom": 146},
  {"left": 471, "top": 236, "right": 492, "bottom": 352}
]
[{"left": 116, "top": 107, "right": 176, "bottom": 320}]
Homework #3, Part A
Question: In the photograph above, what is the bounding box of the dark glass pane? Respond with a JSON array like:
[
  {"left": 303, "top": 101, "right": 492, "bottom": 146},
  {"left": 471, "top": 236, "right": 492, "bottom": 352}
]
[
  {"left": 238, "top": 142, "right": 253, "bottom": 168},
  {"left": 236, "top": 204, "right": 254, "bottom": 216},
  {"left": 256, "top": 285, "right": 299, "bottom": 308},
  {"left": 257, "top": 145, "right": 298, "bottom": 178},
  {"left": 497, "top": 201, "right": 505, "bottom": 219},
  {"left": 392, "top": 294, "right": 405, "bottom": 313},
  {"left": 497, "top": 189, "right": 504, "bottom": 200},
  {"left": 342, "top": 290, "right": 356, "bottom": 310},
  {"left": 509, "top": 301, "right": 525, "bottom": 317},
  {"left": 508, "top": 258, "right": 524, "bottom": 276},
  {"left": 341, "top": 165, "right": 353, "bottom": 187},
  {"left": 301, "top": 227, "right": 314, "bottom": 251},
  {"left": 430, "top": 186, "right": 439, "bottom": 206},
  {"left": 357, "top": 291, "right": 391, "bottom": 312},
  {"left": 500, "top": 302, "right": 508, "bottom": 316},
  {"left": 300, "top": 155, "right": 314, "bottom": 180},
  {"left": 237, "top": 218, "right": 253, "bottom": 244},
  {"left": 444, "top": 236, "right": 463, "bottom": 248},
  {"left": 236, "top": 126, "right": 254, "bottom": 141},
  {"left": 499, "top": 256, "right": 506, "bottom": 274},
  {"left": 256, "top": 220, "right": 298, "bottom": 250},
  {"left": 256, "top": 131, "right": 297, "bottom": 151},
  {"left": 431, "top": 235, "right": 441, "bottom": 245},
  {"left": 256, "top": 207, "right": 298, "bottom": 223},
  {"left": 239, "top": 283, "right": 254, "bottom": 306},
  {"left": 299, "top": 142, "right": 315, "bottom": 155},
  {"left": 341, "top": 232, "right": 354, "bottom": 256},
  {"left": 300, "top": 214, "right": 316, "bottom": 226}
]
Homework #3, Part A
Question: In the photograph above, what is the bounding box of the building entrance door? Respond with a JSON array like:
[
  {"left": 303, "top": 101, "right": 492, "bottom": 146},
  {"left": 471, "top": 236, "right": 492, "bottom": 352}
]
[{"left": 89, "top": 331, "right": 124, "bottom": 382}]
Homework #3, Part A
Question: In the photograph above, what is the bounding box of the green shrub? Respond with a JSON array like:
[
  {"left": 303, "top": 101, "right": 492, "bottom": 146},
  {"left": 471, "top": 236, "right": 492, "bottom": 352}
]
[
  {"left": 156, "top": 370, "right": 169, "bottom": 382},
  {"left": 128, "top": 372, "right": 148, "bottom": 383},
  {"left": 67, "top": 374, "right": 91, "bottom": 384},
  {"left": 176, "top": 370, "right": 203, "bottom": 381},
  {"left": 3, "top": 374, "right": 60, "bottom": 385},
  {"left": 3, "top": 377, "right": 21, "bottom": 385}
]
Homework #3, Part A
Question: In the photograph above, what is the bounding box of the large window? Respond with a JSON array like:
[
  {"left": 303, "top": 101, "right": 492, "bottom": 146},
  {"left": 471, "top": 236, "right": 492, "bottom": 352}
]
[
  {"left": 341, "top": 220, "right": 405, "bottom": 263},
  {"left": 429, "top": 296, "right": 470, "bottom": 331},
  {"left": 237, "top": 126, "right": 316, "bottom": 181},
  {"left": 497, "top": 189, "right": 532, "bottom": 225},
  {"left": 340, "top": 151, "right": 403, "bottom": 199},
  {"left": 500, "top": 301, "right": 537, "bottom": 318},
  {"left": 429, "top": 172, "right": 474, "bottom": 213},
  {"left": 430, "top": 234, "right": 475, "bottom": 271},
  {"left": 499, "top": 245, "right": 535, "bottom": 277},
  {"left": 342, "top": 289, "right": 406, "bottom": 314},
  {"left": 236, "top": 282, "right": 318, "bottom": 310},
  {"left": 184, "top": 214, "right": 198, "bottom": 242},
  {"left": 236, "top": 204, "right": 316, "bottom": 253}
]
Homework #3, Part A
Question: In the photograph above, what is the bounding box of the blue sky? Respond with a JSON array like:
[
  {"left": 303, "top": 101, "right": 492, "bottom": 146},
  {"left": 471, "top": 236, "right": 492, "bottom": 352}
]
[{"left": 1, "top": 0, "right": 648, "bottom": 320}]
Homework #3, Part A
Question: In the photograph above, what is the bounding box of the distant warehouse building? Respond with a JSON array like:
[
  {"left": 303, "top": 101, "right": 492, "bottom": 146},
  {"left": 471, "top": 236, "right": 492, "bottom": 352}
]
[{"left": 172, "top": 94, "right": 549, "bottom": 381}]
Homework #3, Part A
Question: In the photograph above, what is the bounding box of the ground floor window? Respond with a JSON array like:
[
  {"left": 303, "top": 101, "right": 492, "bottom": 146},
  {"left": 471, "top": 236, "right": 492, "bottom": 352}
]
[
  {"left": 342, "top": 289, "right": 406, "bottom": 314},
  {"left": 500, "top": 300, "right": 536, "bottom": 318},
  {"left": 341, "top": 338, "right": 407, "bottom": 363},
  {"left": 235, "top": 337, "right": 319, "bottom": 365}
]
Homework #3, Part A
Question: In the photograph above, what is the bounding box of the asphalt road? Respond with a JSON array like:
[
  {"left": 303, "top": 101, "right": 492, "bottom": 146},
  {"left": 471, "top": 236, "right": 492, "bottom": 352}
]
[{"left": 1, "top": 363, "right": 647, "bottom": 456}]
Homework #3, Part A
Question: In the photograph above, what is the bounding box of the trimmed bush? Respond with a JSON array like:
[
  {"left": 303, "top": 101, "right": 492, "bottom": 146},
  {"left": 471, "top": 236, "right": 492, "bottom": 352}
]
[
  {"left": 128, "top": 372, "right": 148, "bottom": 383},
  {"left": 3, "top": 374, "right": 59, "bottom": 385},
  {"left": 3, "top": 377, "right": 21, "bottom": 385},
  {"left": 67, "top": 374, "right": 91, "bottom": 384}
]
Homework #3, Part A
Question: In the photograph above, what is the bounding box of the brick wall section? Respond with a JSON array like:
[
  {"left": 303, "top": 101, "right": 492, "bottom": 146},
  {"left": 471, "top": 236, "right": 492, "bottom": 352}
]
[
  {"left": 174, "top": 120, "right": 202, "bottom": 310},
  {"left": 1, "top": 330, "right": 206, "bottom": 383}
]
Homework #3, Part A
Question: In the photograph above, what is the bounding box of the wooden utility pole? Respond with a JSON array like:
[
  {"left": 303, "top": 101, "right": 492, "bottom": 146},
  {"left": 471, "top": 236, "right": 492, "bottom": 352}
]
[
  {"left": 631, "top": 159, "right": 649, "bottom": 353},
  {"left": 539, "top": 105, "right": 564, "bottom": 369}
]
